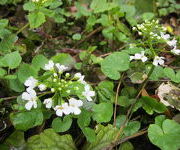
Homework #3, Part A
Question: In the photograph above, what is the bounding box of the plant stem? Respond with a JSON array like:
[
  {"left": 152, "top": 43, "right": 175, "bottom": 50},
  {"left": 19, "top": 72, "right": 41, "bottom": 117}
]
[
  {"left": 16, "top": 23, "right": 30, "bottom": 35},
  {"left": 113, "top": 73, "right": 124, "bottom": 126},
  {"left": 111, "top": 64, "right": 155, "bottom": 148}
]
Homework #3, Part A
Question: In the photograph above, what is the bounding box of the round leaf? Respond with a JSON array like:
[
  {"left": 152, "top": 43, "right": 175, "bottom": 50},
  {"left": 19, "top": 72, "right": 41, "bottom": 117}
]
[
  {"left": 92, "top": 102, "right": 113, "bottom": 123},
  {"left": 101, "top": 52, "right": 130, "bottom": 80},
  {"left": 52, "top": 116, "right": 72, "bottom": 132}
]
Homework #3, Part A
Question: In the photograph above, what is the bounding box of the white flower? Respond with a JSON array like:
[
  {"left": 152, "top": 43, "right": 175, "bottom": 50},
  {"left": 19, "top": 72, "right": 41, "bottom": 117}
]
[
  {"left": 167, "top": 39, "right": 177, "bottom": 47},
  {"left": 44, "top": 60, "right": 54, "bottom": 71},
  {"left": 153, "top": 56, "right": 165, "bottom": 66},
  {"left": 43, "top": 98, "right": 52, "bottom": 108},
  {"left": 53, "top": 73, "right": 58, "bottom": 77},
  {"left": 54, "top": 103, "right": 71, "bottom": 116},
  {"left": 55, "top": 63, "right": 68, "bottom": 73},
  {"left": 82, "top": 85, "right": 95, "bottom": 101},
  {"left": 24, "top": 76, "right": 38, "bottom": 89},
  {"left": 69, "top": 98, "right": 83, "bottom": 115},
  {"left": 160, "top": 32, "right": 170, "bottom": 40},
  {"left": 22, "top": 88, "right": 37, "bottom": 110},
  {"left": 130, "top": 51, "right": 148, "bottom": 62},
  {"left": 51, "top": 88, "right": 55, "bottom": 92},
  {"left": 171, "top": 47, "right": 180, "bottom": 55},
  {"left": 74, "top": 73, "right": 86, "bottom": 84},
  {"left": 38, "top": 84, "right": 47, "bottom": 91}
]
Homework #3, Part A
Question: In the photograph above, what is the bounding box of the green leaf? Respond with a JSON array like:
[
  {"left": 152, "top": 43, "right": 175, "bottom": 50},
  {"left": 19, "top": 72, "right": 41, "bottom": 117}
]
[
  {"left": 32, "top": 54, "right": 48, "bottom": 71},
  {"left": 118, "top": 96, "right": 134, "bottom": 107},
  {"left": 26, "top": 129, "right": 77, "bottom": 150},
  {"left": 119, "top": 141, "right": 134, "bottom": 150},
  {"left": 82, "top": 127, "right": 96, "bottom": 143},
  {"left": 77, "top": 109, "right": 91, "bottom": 129},
  {"left": 121, "top": 86, "right": 137, "bottom": 98},
  {"left": 9, "top": 78, "right": 25, "bottom": 92},
  {"left": 92, "top": 102, "right": 113, "bottom": 123},
  {"left": 101, "top": 52, "right": 130, "bottom": 80},
  {"left": 52, "top": 116, "right": 72, "bottom": 132},
  {"left": 96, "top": 81, "right": 115, "bottom": 103},
  {"left": 23, "top": 2, "right": 36, "bottom": 11},
  {"left": 51, "top": 53, "right": 75, "bottom": 67},
  {"left": 17, "top": 63, "right": 37, "bottom": 83},
  {"left": 164, "top": 67, "right": 180, "bottom": 83},
  {"left": 4, "top": 74, "right": 17, "bottom": 80},
  {"left": 0, "top": 68, "right": 6, "bottom": 77},
  {"left": 0, "top": 34, "right": 18, "bottom": 53},
  {"left": 0, "top": 19, "right": 8, "bottom": 28},
  {"left": 124, "top": 121, "right": 140, "bottom": 136},
  {"left": 75, "top": 2, "right": 91, "bottom": 18},
  {"left": 72, "top": 33, "right": 81, "bottom": 40},
  {"left": 149, "top": 66, "right": 164, "bottom": 81},
  {"left": 116, "top": 115, "right": 126, "bottom": 128},
  {"left": 10, "top": 110, "right": 43, "bottom": 131},
  {"left": 102, "top": 26, "right": 115, "bottom": 40},
  {"left": 0, "top": 51, "right": 22, "bottom": 69},
  {"left": 148, "top": 118, "right": 180, "bottom": 150},
  {"left": 28, "top": 11, "right": 46, "bottom": 28},
  {"left": 83, "top": 124, "right": 120, "bottom": 150},
  {"left": 155, "top": 115, "right": 166, "bottom": 127},
  {"left": 90, "top": 0, "right": 117, "bottom": 13},
  {"left": 140, "top": 96, "right": 167, "bottom": 115},
  {"left": 129, "top": 72, "right": 145, "bottom": 84},
  {"left": 5, "top": 130, "right": 25, "bottom": 147},
  {"left": 49, "top": 0, "right": 62, "bottom": 9},
  {"left": 142, "top": 12, "right": 154, "bottom": 21}
]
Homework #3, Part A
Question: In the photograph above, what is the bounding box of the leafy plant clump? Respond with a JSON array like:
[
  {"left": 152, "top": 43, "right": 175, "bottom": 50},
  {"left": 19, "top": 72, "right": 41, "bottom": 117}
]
[{"left": 0, "top": 0, "right": 180, "bottom": 150}]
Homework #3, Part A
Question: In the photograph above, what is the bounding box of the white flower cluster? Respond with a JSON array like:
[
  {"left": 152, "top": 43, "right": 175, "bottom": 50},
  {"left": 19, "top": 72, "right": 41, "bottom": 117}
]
[
  {"left": 160, "top": 33, "right": 180, "bottom": 55},
  {"left": 130, "top": 51, "right": 147, "bottom": 62},
  {"left": 130, "top": 51, "right": 165, "bottom": 66},
  {"left": 21, "top": 60, "right": 95, "bottom": 117},
  {"left": 132, "top": 20, "right": 163, "bottom": 37},
  {"left": 54, "top": 98, "right": 83, "bottom": 116},
  {"left": 132, "top": 20, "right": 179, "bottom": 55}
]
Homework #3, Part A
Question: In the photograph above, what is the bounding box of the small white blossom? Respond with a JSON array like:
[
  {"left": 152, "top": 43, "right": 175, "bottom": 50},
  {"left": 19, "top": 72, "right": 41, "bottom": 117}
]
[
  {"left": 53, "top": 73, "right": 58, "bottom": 77},
  {"left": 153, "top": 56, "right": 165, "bottom": 66},
  {"left": 74, "top": 73, "right": 86, "bottom": 84},
  {"left": 66, "top": 90, "right": 71, "bottom": 93},
  {"left": 53, "top": 79, "right": 57, "bottom": 82},
  {"left": 160, "top": 32, "right": 170, "bottom": 40},
  {"left": 167, "top": 39, "right": 177, "bottom": 47},
  {"left": 82, "top": 85, "right": 95, "bottom": 101},
  {"left": 44, "top": 60, "right": 54, "bottom": 71},
  {"left": 130, "top": 51, "right": 148, "bottom": 62},
  {"left": 38, "top": 84, "right": 47, "bottom": 91},
  {"left": 55, "top": 63, "right": 68, "bottom": 73},
  {"left": 43, "top": 98, "right": 52, "bottom": 108},
  {"left": 24, "top": 76, "right": 38, "bottom": 89},
  {"left": 171, "top": 47, "right": 180, "bottom": 55},
  {"left": 51, "top": 88, "right": 55, "bottom": 92},
  {"left": 69, "top": 98, "right": 83, "bottom": 115},
  {"left": 54, "top": 103, "right": 71, "bottom": 116},
  {"left": 22, "top": 88, "right": 37, "bottom": 110},
  {"left": 132, "top": 27, "right": 136, "bottom": 30}
]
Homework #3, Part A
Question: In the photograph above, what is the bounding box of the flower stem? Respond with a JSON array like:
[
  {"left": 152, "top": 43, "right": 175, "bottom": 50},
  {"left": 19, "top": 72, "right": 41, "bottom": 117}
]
[{"left": 16, "top": 23, "right": 30, "bottom": 35}]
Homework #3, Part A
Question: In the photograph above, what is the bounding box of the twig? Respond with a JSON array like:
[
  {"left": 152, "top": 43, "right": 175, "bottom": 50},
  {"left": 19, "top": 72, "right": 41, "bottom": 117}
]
[
  {"left": 73, "top": 26, "right": 103, "bottom": 48},
  {"left": 116, "top": 129, "right": 147, "bottom": 145},
  {"left": 113, "top": 73, "right": 124, "bottom": 126},
  {"left": 104, "top": 128, "right": 147, "bottom": 150},
  {"left": 110, "top": 65, "right": 155, "bottom": 149}
]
